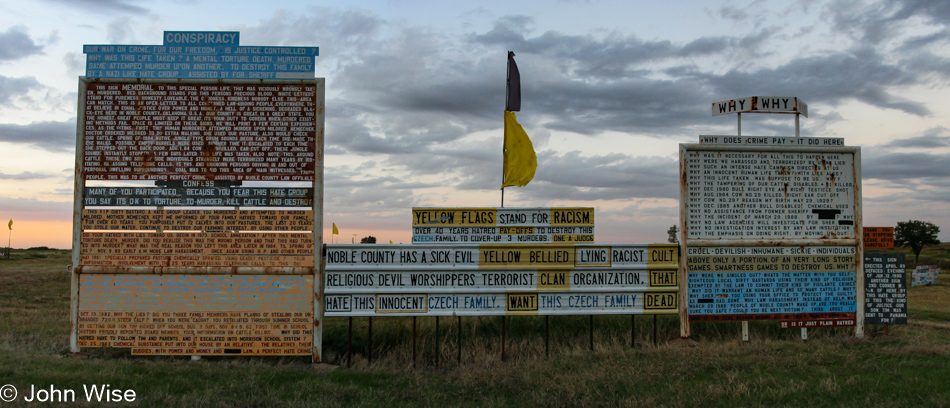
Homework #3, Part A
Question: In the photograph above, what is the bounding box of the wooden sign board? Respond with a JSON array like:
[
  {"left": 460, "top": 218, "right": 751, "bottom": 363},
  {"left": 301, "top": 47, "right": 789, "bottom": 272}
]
[
  {"left": 863, "top": 227, "right": 895, "bottom": 249},
  {"left": 77, "top": 274, "right": 313, "bottom": 355},
  {"left": 325, "top": 243, "right": 679, "bottom": 317},
  {"left": 864, "top": 254, "right": 907, "bottom": 324},
  {"left": 81, "top": 210, "right": 313, "bottom": 231},
  {"left": 82, "top": 82, "right": 317, "bottom": 181}
]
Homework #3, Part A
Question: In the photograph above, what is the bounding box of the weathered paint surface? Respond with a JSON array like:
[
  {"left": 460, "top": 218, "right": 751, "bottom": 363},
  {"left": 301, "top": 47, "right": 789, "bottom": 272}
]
[
  {"left": 72, "top": 77, "right": 326, "bottom": 361},
  {"left": 82, "top": 82, "right": 317, "bottom": 181},
  {"left": 863, "top": 227, "right": 895, "bottom": 249},
  {"left": 864, "top": 254, "right": 906, "bottom": 325},
  {"left": 77, "top": 274, "right": 313, "bottom": 356},
  {"left": 81, "top": 209, "right": 313, "bottom": 231},
  {"left": 325, "top": 243, "right": 678, "bottom": 317},
  {"left": 679, "top": 143, "right": 862, "bottom": 336},
  {"left": 711, "top": 96, "right": 808, "bottom": 117}
]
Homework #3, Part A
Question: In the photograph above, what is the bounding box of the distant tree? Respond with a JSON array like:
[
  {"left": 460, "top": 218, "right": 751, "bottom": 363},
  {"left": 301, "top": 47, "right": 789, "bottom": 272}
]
[
  {"left": 360, "top": 236, "right": 377, "bottom": 244},
  {"left": 894, "top": 220, "right": 940, "bottom": 263},
  {"left": 667, "top": 225, "right": 679, "bottom": 244}
]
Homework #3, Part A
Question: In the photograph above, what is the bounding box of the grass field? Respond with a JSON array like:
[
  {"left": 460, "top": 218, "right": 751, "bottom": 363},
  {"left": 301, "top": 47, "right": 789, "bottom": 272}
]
[{"left": 0, "top": 247, "right": 948, "bottom": 407}]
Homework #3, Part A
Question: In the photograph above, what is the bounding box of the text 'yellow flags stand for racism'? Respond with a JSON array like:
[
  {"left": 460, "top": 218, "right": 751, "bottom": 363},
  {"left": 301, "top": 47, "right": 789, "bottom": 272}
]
[{"left": 501, "top": 111, "right": 537, "bottom": 188}]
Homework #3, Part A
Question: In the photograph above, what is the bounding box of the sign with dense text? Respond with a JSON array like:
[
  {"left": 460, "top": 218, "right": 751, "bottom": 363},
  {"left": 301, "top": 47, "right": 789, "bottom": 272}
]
[
  {"left": 684, "top": 150, "right": 856, "bottom": 240},
  {"left": 84, "top": 186, "right": 313, "bottom": 207},
  {"left": 81, "top": 81, "right": 317, "bottom": 181},
  {"left": 73, "top": 33, "right": 325, "bottom": 360},
  {"left": 680, "top": 142, "right": 862, "bottom": 329},
  {"left": 863, "top": 227, "right": 895, "bottom": 249},
  {"left": 77, "top": 274, "right": 313, "bottom": 355},
  {"left": 863, "top": 254, "right": 907, "bottom": 325},
  {"left": 84, "top": 31, "right": 318, "bottom": 79},
  {"left": 412, "top": 207, "right": 594, "bottom": 244},
  {"left": 325, "top": 243, "right": 678, "bottom": 317}
]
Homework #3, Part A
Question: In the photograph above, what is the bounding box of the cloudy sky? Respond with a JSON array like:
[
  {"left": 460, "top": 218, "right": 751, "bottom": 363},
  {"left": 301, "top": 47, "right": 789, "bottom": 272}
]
[{"left": 1, "top": 0, "right": 949, "bottom": 248}]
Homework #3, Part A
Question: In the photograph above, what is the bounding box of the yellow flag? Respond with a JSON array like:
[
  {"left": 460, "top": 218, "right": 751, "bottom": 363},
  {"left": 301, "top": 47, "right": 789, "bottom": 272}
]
[
  {"left": 7, "top": 220, "right": 11, "bottom": 230},
  {"left": 501, "top": 111, "right": 537, "bottom": 188},
  {"left": 389, "top": 240, "right": 393, "bottom": 244},
  {"left": 332, "top": 223, "right": 339, "bottom": 235}
]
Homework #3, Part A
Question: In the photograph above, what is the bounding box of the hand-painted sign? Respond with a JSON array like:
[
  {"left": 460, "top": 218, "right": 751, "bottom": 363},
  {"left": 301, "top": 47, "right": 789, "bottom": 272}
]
[
  {"left": 863, "top": 254, "right": 906, "bottom": 325},
  {"left": 711, "top": 96, "right": 808, "bottom": 117},
  {"left": 326, "top": 244, "right": 676, "bottom": 270},
  {"left": 77, "top": 274, "right": 313, "bottom": 355},
  {"left": 325, "top": 243, "right": 678, "bottom": 317},
  {"left": 412, "top": 207, "right": 594, "bottom": 243},
  {"left": 680, "top": 142, "right": 862, "bottom": 332},
  {"left": 912, "top": 265, "right": 940, "bottom": 286},
  {"left": 684, "top": 150, "right": 856, "bottom": 240},
  {"left": 81, "top": 81, "right": 317, "bottom": 181},
  {"left": 84, "top": 186, "right": 314, "bottom": 207},
  {"left": 699, "top": 135, "right": 843, "bottom": 146},
  {"left": 84, "top": 31, "right": 318, "bottom": 79},
  {"left": 73, "top": 33, "right": 325, "bottom": 360},
  {"left": 81, "top": 210, "right": 313, "bottom": 231},
  {"left": 863, "top": 227, "right": 895, "bottom": 249},
  {"left": 687, "top": 246, "right": 857, "bottom": 322}
]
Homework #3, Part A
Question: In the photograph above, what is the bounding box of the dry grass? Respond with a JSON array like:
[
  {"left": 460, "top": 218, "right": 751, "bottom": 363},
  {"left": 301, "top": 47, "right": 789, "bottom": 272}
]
[{"left": 0, "top": 248, "right": 949, "bottom": 407}]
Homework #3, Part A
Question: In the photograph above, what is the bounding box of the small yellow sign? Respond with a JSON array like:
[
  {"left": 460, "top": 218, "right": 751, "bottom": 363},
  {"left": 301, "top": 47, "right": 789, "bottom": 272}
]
[
  {"left": 506, "top": 292, "right": 539, "bottom": 313},
  {"left": 649, "top": 270, "right": 677, "bottom": 287},
  {"left": 550, "top": 208, "right": 594, "bottom": 226},
  {"left": 647, "top": 245, "right": 678, "bottom": 266},
  {"left": 644, "top": 293, "right": 677, "bottom": 310},
  {"left": 537, "top": 271, "right": 569, "bottom": 291}
]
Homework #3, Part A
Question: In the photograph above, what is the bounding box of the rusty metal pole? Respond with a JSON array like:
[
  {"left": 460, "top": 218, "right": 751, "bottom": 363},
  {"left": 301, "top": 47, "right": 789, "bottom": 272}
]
[
  {"left": 457, "top": 316, "right": 462, "bottom": 365},
  {"left": 501, "top": 315, "right": 507, "bottom": 362},
  {"left": 631, "top": 315, "right": 635, "bottom": 348},
  {"left": 589, "top": 315, "right": 594, "bottom": 351},
  {"left": 653, "top": 314, "right": 658, "bottom": 347},
  {"left": 368, "top": 316, "right": 373, "bottom": 365},
  {"left": 545, "top": 315, "right": 550, "bottom": 357},
  {"left": 412, "top": 316, "right": 417, "bottom": 367},
  {"left": 347, "top": 317, "right": 352, "bottom": 366},
  {"left": 435, "top": 316, "right": 440, "bottom": 368}
]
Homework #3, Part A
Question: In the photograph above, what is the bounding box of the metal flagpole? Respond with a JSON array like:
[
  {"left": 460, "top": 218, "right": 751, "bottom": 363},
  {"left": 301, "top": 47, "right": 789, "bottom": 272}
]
[{"left": 501, "top": 51, "right": 511, "bottom": 208}]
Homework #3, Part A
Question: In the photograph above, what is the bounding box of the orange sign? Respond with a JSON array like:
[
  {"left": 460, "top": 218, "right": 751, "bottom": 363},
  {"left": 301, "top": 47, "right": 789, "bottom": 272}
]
[{"left": 863, "top": 227, "right": 895, "bottom": 249}]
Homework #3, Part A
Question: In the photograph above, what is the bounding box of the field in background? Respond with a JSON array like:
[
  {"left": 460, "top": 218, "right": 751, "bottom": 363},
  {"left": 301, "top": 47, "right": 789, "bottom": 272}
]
[{"left": 0, "top": 247, "right": 948, "bottom": 407}]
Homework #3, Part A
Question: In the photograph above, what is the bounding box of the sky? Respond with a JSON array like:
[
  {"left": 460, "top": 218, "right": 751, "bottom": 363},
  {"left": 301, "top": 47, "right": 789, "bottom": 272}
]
[{"left": 1, "top": 0, "right": 949, "bottom": 248}]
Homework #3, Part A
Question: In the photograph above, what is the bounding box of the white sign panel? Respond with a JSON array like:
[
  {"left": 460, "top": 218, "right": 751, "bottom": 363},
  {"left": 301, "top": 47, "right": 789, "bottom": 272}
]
[
  {"left": 699, "top": 135, "right": 844, "bottom": 146},
  {"left": 325, "top": 243, "right": 679, "bottom": 317},
  {"left": 684, "top": 150, "right": 856, "bottom": 240},
  {"left": 324, "top": 291, "right": 678, "bottom": 317}
]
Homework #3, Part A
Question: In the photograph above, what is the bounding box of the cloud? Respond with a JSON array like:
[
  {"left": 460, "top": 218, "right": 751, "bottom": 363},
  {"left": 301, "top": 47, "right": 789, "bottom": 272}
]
[
  {"left": 0, "top": 120, "right": 76, "bottom": 152},
  {"left": 0, "top": 196, "right": 72, "bottom": 222},
  {"left": 0, "top": 76, "right": 44, "bottom": 107},
  {"left": 689, "top": 47, "right": 931, "bottom": 116},
  {"left": 62, "top": 52, "right": 85, "bottom": 75},
  {"left": 880, "top": 127, "right": 950, "bottom": 148},
  {"left": 43, "top": 0, "right": 149, "bottom": 14},
  {"left": 863, "top": 150, "right": 950, "bottom": 181},
  {"left": 0, "top": 26, "right": 44, "bottom": 61},
  {"left": 106, "top": 16, "right": 138, "bottom": 43},
  {"left": 0, "top": 171, "right": 55, "bottom": 180},
  {"left": 469, "top": 16, "right": 770, "bottom": 80}
]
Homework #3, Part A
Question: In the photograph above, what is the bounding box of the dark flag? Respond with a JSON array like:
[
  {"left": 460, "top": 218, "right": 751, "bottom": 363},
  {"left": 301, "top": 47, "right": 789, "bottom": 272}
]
[{"left": 506, "top": 51, "right": 520, "bottom": 112}]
